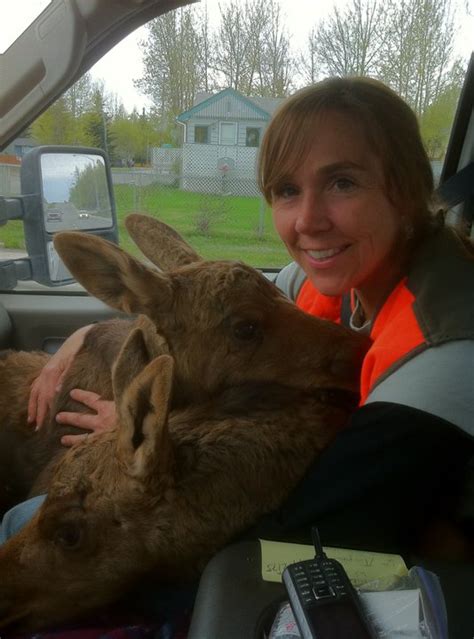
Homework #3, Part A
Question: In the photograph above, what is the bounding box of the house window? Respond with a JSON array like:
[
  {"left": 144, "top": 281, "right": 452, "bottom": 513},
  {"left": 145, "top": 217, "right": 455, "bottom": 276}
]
[
  {"left": 220, "top": 122, "right": 237, "bottom": 145},
  {"left": 195, "top": 125, "right": 209, "bottom": 144},
  {"left": 246, "top": 127, "right": 260, "bottom": 147}
]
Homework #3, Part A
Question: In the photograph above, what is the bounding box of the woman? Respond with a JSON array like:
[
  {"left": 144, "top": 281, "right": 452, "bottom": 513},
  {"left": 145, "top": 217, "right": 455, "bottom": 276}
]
[
  {"left": 259, "top": 77, "right": 474, "bottom": 414},
  {"left": 254, "top": 77, "right": 474, "bottom": 556},
  {"left": 15, "top": 78, "right": 474, "bottom": 557}
]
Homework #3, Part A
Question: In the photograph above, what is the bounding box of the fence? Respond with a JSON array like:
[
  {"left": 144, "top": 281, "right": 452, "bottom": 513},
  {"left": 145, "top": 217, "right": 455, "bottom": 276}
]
[
  {"left": 0, "top": 163, "right": 21, "bottom": 196},
  {"left": 109, "top": 167, "right": 288, "bottom": 266},
  {"left": 110, "top": 168, "right": 267, "bottom": 228},
  {"left": 151, "top": 146, "right": 262, "bottom": 196},
  {"left": 0, "top": 161, "right": 286, "bottom": 266}
]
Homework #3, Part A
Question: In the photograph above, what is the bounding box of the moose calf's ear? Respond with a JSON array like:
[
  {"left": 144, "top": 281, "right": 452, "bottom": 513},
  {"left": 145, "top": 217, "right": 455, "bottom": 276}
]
[
  {"left": 125, "top": 213, "right": 202, "bottom": 270},
  {"left": 112, "top": 320, "right": 169, "bottom": 401},
  {"left": 112, "top": 326, "right": 154, "bottom": 401},
  {"left": 135, "top": 314, "right": 169, "bottom": 359},
  {"left": 54, "top": 231, "right": 174, "bottom": 315},
  {"left": 116, "top": 354, "right": 175, "bottom": 480}
]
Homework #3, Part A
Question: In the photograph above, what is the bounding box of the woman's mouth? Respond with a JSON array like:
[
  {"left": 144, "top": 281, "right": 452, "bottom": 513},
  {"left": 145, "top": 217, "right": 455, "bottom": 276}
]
[{"left": 305, "top": 245, "right": 350, "bottom": 263}]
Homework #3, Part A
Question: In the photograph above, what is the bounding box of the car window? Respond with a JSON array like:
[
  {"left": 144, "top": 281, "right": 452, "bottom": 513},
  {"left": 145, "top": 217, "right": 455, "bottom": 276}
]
[{"left": 1, "top": 0, "right": 473, "bottom": 289}]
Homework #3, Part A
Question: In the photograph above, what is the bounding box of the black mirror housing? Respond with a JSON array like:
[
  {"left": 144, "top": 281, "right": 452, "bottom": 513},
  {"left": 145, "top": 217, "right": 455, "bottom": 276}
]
[{"left": 0, "top": 145, "right": 118, "bottom": 288}]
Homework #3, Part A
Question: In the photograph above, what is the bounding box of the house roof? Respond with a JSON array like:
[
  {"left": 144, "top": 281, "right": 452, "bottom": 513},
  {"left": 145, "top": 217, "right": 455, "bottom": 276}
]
[
  {"left": 249, "top": 96, "right": 283, "bottom": 115},
  {"left": 176, "top": 87, "right": 283, "bottom": 122}
]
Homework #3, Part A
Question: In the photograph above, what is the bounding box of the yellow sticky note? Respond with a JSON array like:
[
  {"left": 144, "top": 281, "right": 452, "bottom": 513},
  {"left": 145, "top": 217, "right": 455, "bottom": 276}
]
[{"left": 260, "top": 539, "right": 408, "bottom": 588}]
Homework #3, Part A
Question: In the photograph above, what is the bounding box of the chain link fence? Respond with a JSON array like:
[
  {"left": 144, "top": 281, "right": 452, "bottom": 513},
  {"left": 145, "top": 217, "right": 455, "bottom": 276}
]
[
  {"left": 0, "top": 159, "right": 289, "bottom": 266},
  {"left": 110, "top": 166, "right": 287, "bottom": 265},
  {"left": 0, "top": 163, "right": 21, "bottom": 196}
]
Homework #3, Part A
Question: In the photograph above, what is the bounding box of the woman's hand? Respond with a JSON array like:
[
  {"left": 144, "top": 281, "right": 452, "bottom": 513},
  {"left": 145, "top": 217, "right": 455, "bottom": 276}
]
[
  {"left": 57, "top": 389, "right": 117, "bottom": 447},
  {"left": 28, "top": 324, "right": 93, "bottom": 429}
]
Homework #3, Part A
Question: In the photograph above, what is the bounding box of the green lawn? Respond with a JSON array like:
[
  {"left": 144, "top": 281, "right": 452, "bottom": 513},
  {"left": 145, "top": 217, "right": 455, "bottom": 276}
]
[
  {"left": 0, "top": 220, "right": 24, "bottom": 251},
  {"left": 0, "top": 185, "right": 290, "bottom": 268}
]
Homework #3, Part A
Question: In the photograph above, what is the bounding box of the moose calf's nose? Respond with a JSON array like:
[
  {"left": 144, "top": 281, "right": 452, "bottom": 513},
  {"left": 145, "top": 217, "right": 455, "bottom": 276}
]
[{"left": 330, "top": 334, "right": 370, "bottom": 382}]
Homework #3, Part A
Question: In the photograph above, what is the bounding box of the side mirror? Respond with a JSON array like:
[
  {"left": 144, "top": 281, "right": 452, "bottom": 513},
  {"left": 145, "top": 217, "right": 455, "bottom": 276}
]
[{"left": 0, "top": 145, "right": 118, "bottom": 288}]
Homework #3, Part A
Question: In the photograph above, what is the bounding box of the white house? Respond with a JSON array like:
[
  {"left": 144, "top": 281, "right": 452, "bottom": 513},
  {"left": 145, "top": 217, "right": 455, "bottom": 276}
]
[{"left": 174, "top": 87, "right": 283, "bottom": 195}]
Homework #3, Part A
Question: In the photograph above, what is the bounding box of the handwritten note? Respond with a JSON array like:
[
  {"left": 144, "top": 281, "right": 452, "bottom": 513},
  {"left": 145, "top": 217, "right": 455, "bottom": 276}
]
[{"left": 260, "top": 539, "right": 408, "bottom": 588}]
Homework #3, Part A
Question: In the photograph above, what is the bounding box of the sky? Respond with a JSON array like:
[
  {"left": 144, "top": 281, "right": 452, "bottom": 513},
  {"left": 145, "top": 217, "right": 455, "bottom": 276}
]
[
  {"left": 86, "top": 0, "right": 342, "bottom": 112},
  {"left": 2, "top": 0, "right": 473, "bottom": 113}
]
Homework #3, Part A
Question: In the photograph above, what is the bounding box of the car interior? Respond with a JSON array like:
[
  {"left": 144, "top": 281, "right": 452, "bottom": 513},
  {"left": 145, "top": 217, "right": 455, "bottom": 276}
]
[{"left": 0, "top": 1, "right": 473, "bottom": 638}]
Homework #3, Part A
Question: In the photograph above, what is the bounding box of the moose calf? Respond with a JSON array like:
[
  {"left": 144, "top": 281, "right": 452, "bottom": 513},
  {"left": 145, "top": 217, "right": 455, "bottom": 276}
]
[{"left": 0, "top": 215, "right": 368, "bottom": 632}]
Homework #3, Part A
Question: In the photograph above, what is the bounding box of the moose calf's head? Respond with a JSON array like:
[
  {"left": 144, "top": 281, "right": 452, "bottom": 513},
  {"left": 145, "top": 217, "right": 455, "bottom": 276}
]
[
  {"left": 0, "top": 326, "right": 177, "bottom": 632},
  {"left": 53, "top": 214, "right": 369, "bottom": 402}
]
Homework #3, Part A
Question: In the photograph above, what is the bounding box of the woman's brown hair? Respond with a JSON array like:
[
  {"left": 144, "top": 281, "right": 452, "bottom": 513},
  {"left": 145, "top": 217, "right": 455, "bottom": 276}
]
[{"left": 258, "top": 77, "right": 442, "bottom": 242}]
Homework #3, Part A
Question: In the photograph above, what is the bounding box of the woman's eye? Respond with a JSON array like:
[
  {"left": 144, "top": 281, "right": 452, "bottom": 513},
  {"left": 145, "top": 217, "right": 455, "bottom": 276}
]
[
  {"left": 273, "top": 184, "right": 298, "bottom": 200},
  {"left": 332, "top": 177, "right": 356, "bottom": 192}
]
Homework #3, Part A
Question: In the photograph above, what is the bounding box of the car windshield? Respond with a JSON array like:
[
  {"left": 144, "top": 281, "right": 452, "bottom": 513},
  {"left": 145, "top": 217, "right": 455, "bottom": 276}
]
[{"left": 1, "top": 0, "right": 473, "bottom": 279}]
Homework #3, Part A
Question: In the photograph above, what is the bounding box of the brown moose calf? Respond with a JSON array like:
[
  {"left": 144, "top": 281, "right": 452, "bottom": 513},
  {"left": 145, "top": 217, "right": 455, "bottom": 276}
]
[
  {"left": 0, "top": 214, "right": 367, "bottom": 515},
  {"left": 0, "top": 323, "right": 358, "bottom": 633},
  {"left": 0, "top": 215, "right": 368, "bottom": 632}
]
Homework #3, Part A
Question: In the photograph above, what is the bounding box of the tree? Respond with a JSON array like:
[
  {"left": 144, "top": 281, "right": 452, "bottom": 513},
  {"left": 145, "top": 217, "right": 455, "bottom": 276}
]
[
  {"left": 62, "top": 73, "right": 95, "bottom": 143},
  {"left": 213, "top": 1, "right": 251, "bottom": 91},
  {"left": 312, "top": 0, "right": 386, "bottom": 77},
  {"left": 194, "top": 1, "right": 215, "bottom": 93},
  {"left": 30, "top": 98, "right": 75, "bottom": 145},
  {"left": 379, "top": 0, "right": 459, "bottom": 116},
  {"left": 299, "top": 27, "right": 320, "bottom": 85},
  {"left": 134, "top": 7, "right": 203, "bottom": 118},
  {"left": 64, "top": 73, "right": 94, "bottom": 118},
  {"left": 82, "top": 88, "right": 116, "bottom": 162},
  {"left": 254, "top": 0, "right": 294, "bottom": 97},
  {"left": 70, "top": 161, "right": 110, "bottom": 211},
  {"left": 212, "top": 0, "right": 294, "bottom": 97},
  {"left": 110, "top": 115, "right": 138, "bottom": 165},
  {"left": 135, "top": 1, "right": 292, "bottom": 130},
  {"left": 111, "top": 110, "right": 164, "bottom": 165},
  {"left": 419, "top": 59, "right": 466, "bottom": 158}
]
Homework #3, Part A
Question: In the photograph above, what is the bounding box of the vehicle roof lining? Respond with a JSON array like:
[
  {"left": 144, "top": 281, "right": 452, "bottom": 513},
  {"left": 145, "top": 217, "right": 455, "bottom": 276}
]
[{"left": 0, "top": 0, "right": 195, "bottom": 150}]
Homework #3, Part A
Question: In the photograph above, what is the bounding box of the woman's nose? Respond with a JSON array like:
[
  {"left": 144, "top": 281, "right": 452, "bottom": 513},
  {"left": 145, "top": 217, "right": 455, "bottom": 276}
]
[{"left": 294, "top": 192, "right": 331, "bottom": 234}]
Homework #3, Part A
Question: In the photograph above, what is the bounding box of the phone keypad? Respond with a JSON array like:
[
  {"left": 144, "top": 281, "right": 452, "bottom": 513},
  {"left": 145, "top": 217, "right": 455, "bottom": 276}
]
[{"left": 289, "top": 560, "right": 349, "bottom": 605}]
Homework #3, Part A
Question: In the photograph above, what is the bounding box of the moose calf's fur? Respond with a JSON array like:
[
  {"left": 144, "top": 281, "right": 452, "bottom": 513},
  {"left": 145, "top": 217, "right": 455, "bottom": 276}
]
[
  {"left": 0, "top": 214, "right": 368, "bottom": 632},
  {"left": 0, "top": 319, "right": 156, "bottom": 513}
]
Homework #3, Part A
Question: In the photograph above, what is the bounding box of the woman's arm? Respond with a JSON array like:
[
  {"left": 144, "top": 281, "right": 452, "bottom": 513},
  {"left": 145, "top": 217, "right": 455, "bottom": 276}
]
[{"left": 28, "top": 324, "right": 94, "bottom": 429}]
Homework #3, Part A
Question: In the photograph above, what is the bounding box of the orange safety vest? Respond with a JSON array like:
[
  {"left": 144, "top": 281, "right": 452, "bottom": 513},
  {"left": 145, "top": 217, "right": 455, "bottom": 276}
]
[
  {"left": 295, "top": 227, "right": 474, "bottom": 406},
  {"left": 296, "top": 279, "right": 425, "bottom": 404}
]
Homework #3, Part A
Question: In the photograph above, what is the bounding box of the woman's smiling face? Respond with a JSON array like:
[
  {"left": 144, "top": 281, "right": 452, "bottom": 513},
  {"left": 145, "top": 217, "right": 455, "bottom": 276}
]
[{"left": 271, "top": 111, "right": 405, "bottom": 318}]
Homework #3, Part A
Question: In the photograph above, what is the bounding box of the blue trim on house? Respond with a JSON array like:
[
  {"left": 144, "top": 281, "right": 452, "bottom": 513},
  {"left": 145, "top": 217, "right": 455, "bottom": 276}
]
[{"left": 176, "top": 87, "right": 271, "bottom": 122}]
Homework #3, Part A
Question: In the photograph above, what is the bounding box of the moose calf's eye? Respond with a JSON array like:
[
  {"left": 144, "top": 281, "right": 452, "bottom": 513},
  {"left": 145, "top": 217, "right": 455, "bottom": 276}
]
[
  {"left": 54, "top": 522, "right": 83, "bottom": 550},
  {"left": 233, "top": 321, "right": 259, "bottom": 341}
]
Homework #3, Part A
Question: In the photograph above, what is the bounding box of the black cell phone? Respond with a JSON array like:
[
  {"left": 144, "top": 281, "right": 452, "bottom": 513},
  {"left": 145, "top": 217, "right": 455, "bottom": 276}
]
[{"left": 282, "top": 528, "right": 377, "bottom": 639}]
